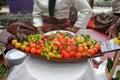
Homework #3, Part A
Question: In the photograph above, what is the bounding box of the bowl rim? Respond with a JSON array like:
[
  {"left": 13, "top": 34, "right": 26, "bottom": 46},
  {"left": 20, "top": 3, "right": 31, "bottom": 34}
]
[
  {"left": 44, "top": 30, "right": 76, "bottom": 36},
  {"left": 5, "top": 49, "right": 27, "bottom": 60}
]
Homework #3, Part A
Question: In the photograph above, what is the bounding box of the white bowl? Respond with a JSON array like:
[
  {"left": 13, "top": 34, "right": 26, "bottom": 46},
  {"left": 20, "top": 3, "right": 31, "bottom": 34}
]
[
  {"left": 44, "top": 30, "right": 76, "bottom": 36},
  {"left": 5, "top": 49, "right": 27, "bottom": 67}
]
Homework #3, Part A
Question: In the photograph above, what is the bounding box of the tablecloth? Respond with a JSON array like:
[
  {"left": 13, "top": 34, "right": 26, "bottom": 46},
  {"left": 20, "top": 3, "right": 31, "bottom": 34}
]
[{"left": 6, "top": 56, "right": 96, "bottom": 80}]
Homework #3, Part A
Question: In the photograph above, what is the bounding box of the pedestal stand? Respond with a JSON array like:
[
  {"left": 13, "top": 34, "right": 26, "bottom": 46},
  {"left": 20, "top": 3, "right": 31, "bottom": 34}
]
[{"left": 106, "top": 50, "right": 120, "bottom": 80}]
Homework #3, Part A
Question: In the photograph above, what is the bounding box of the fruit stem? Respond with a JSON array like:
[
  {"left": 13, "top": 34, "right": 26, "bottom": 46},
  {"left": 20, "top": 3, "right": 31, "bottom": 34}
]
[{"left": 16, "top": 24, "right": 23, "bottom": 42}]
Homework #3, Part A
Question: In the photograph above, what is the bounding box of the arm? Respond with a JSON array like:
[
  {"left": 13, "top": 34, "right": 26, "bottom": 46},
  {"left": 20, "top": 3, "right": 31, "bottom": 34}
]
[
  {"left": 93, "top": 7, "right": 113, "bottom": 17},
  {"left": 106, "top": 18, "right": 120, "bottom": 38},
  {"left": 33, "top": 0, "right": 44, "bottom": 34},
  {"left": 104, "top": 8, "right": 113, "bottom": 16},
  {"left": 73, "top": 0, "right": 93, "bottom": 29},
  {"left": 115, "top": 18, "right": 120, "bottom": 27}
]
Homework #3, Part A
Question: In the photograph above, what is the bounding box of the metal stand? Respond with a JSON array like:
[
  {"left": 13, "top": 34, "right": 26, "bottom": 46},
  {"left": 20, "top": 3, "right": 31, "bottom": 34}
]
[
  {"left": 106, "top": 50, "right": 120, "bottom": 80},
  {"left": 0, "top": 42, "right": 8, "bottom": 67}
]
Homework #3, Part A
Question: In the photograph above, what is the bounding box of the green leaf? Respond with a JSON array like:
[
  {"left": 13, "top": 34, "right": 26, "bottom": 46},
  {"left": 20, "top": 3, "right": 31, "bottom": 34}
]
[
  {"left": 81, "top": 34, "right": 85, "bottom": 37},
  {"left": 57, "top": 50, "right": 61, "bottom": 54},
  {"left": 74, "top": 43, "right": 79, "bottom": 47},
  {"left": 107, "top": 58, "right": 113, "bottom": 72},
  {"left": 87, "top": 54, "right": 92, "bottom": 57},
  {"left": 46, "top": 54, "right": 50, "bottom": 60},
  {"left": 84, "top": 35, "right": 91, "bottom": 42},
  {"left": 0, "top": 62, "right": 7, "bottom": 79},
  {"left": 86, "top": 35, "right": 91, "bottom": 39},
  {"left": 91, "top": 39, "right": 97, "bottom": 45},
  {"left": 52, "top": 35, "right": 58, "bottom": 38},
  {"left": 116, "top": 70, "right": 120, "bottom": 80}
]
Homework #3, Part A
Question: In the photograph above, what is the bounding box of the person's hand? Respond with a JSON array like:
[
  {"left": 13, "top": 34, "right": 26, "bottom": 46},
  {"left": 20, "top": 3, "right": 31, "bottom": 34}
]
[
  {"left": 66, "top": 26, "right": 79, "bottom": 33},
  {"left": 43, "top": 23, "right": 53, "bottom": 32},
  {"left": 37, "top": 27, "right": 44, "bottom": 34},
  {"left": 105, "top": 24, "right": 117, "bottom": 38}
]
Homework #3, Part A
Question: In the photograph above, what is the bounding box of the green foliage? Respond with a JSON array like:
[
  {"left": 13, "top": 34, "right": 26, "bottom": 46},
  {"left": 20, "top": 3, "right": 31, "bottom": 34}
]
[
  {"left": 0, "top": 0, "right": 7, "bottom": 7},
  {"left": 107, "top": 58, "right": 113, "bottom": 72},
  {"left": 116, "top": 70, "right": 120, "bottom": 80},
  {"left": 0, "top": 62, "right": 8, "bottom": 79},
  {"left": 0, "top": 13, "right": 33, "bottom": 29},
  {"left": 94, "top": 0, "right": 112, "bottom": 7},
  {"left": 107, "top": 58, "right": 120, "bottom": 80}
]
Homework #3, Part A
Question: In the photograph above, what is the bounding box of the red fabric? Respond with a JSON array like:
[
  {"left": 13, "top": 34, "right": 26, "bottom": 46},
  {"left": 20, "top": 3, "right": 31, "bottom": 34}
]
[{"left": 87, "top": 17, "right": 95, "bottom": 29}]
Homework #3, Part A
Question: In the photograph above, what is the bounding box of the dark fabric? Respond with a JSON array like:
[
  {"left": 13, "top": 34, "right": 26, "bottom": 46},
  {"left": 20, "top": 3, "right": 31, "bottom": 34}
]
[
  {"left": 6, "top": 0, "right": 33, "bottom": 14},
  {"left": 43, "top": 16, "right": 71, "bottom": 32},
  {"left": 48, "top": 0, "right": 56, "bottom": 18},
  {"left": 114, "top": 13, "right": 120, "bottom": 17},
  {"left": 69, "top": 6, "right": 95, "bottom": 29},
  {"left": 69, "top": 6, "right": 78, "bottom": 26}
]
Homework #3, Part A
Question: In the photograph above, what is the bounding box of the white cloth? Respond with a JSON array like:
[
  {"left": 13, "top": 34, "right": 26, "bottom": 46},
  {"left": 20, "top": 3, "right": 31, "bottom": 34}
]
[
  {"left": 93, "top": 7, "right": 113, "bottom": 16},
  {"left": 93, "top": 60, "right": 120, "bottom": 80},
  {"left": 103, "top": 0, "right": 120, "bottom": 15},
  {"left": 33, "top": 0, "right": 93, "bottom": 29},
  {"left": 104, "top": 8, "right": 113, "bottom": 16},
  {"left": 93, "top": 0, "right": 120, "bottom": 16},
  {"left": 6, "top": 56, "right": 96, "bottom": 80}
]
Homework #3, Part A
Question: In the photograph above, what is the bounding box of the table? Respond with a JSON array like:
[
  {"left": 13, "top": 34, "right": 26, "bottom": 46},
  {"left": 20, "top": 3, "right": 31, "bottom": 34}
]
[
  {"left": 4, "top": 29, "right": 110, "bottom": 80},
  {"left": 6, "top": 56, "right": 97, "bottom": 80}
]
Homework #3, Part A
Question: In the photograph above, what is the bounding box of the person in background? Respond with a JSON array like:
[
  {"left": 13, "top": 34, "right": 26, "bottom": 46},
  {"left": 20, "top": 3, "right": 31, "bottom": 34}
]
[
  {"left": 69, "top": 0, "right": 95, "bottom": 29},
  {"left": 33, "top": 0, "right": 93, "bottom": 34},
  {"left": 106, "top": 16, "right": 120, "bottom": 38},
  {"left": 6, "top": 0, "right": 33, "bottom": 14},
  {"left": 93, "top": 0, "right": 120, "bottom": 38},
  {"left": 106, "top": 0, "right": 120, "bottom": 38}
]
